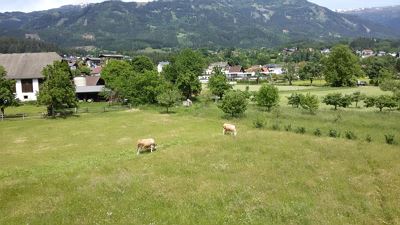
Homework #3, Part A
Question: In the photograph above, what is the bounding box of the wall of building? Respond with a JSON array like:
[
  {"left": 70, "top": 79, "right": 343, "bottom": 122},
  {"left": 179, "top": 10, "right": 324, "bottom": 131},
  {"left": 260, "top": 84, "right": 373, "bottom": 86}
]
[{"left": 15, "top": 79, "right": 40, "bottom": 101}]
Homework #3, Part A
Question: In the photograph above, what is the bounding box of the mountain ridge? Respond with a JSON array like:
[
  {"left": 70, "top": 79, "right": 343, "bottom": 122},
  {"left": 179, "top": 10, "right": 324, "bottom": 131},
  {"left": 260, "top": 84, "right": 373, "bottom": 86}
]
[{"left": 0, "top": 0, "right": 397, "bottom": 50}]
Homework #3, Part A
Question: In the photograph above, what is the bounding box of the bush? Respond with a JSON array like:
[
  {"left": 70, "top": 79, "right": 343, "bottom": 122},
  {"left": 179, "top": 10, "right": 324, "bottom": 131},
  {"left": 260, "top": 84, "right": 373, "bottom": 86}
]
[
  {"left": 366, "top": 135, "right": 372, "bottom": 143},
  {"left": 323, "top": 93, "right": 352, "bottom": 110},
  {"left": 329, "top": 129, "right": 340, "bottom": 138},
  {"left": 284, "top": 124, "right": 292, "bottom": 132},
  {"left": 365, "top": 95, "right": 398, "bottom": 112},
  {"left": 272, "top": 123, "right": 280, "bottom": 131},
  {"left": 300, "top": 93, "right": 319, "bottom": 114},
  {"left": 287, "top": 93, "right": 302, "bottom": 108},
  {"left": 385, "top": 134, "right": 396, "bottom": 145},
  {"left": 253, "top": 117, "right": 266, "bottom": 129},
  {"left": 345, "top": 131, "right": 357, "bottom": 140},
  {"left": 256, "top": 84, "right": 279, "bottom": 111},
  {"left": 219, "top": 90, "right": 248, "bottom": 117},
  {"left": 295, "top": 127, "right": 306, "bottom": 134},
  {"left": 314, "top": 128, "right": 322, "bottom": 136}
]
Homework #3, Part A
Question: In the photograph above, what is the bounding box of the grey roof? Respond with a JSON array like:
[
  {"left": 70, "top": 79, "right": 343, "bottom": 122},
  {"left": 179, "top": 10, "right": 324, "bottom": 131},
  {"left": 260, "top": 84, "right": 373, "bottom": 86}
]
[
  {"left": 0, "top": 52, "right": 62, "bottom": 79},
  {"left": 75, "top": 85, "right": 105, "bottom": 93}
]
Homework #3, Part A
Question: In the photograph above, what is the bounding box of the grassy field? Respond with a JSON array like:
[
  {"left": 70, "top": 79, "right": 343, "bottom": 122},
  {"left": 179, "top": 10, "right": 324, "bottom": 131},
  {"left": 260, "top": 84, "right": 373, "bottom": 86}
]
[
  {"left": 1, "top": 85, "right": 400, "bottom": 224},
  {"left": 1, "top": 92, "right": 400, "bottom": 224}
]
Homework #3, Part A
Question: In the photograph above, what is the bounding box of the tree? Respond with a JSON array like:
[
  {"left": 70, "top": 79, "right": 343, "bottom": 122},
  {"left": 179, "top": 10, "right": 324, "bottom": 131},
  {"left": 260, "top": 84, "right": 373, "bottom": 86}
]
[
  {"left": 365, "top": 95, "right": 398, "bottom": 112},
  {"left": 130, "top": 56, "right": 155, "bottom": 73},
  {"left": 102, "top": 60, "right": 163, "bottom": 105},
  {"left": 287, "top": 93, "right": 302, "bottom": 108},
  {"left": 163, "top": 49, "right": 205, "bottom": 99},
  {"left": 322, "top": 45, "right": 363, "bottom": 87},
  {"left": 101, "top": 60, "right": 135, "bottom": 102},
  {"left": 37, "top": 61, "right": 77, "bottom": 116},
  {"left": 298, "top": 61, "right": 322, "bottom": 84},
  {"left": 219, "top": 90, "right": 248, "bottom": 117},
  {"left": 351, "top": 91, "right": 366, "bottom": 108},
  {"left": 283, "top": 62, "right": 296, "bottom": 85},
  {"left": 256, "top": 84, "right": 279, "bottom": 111},
  {"left": 300, "top": 93, "right": 319, "bottom": 114},
  {"left": 80, "top": 66, "right": 91, "bottom": 75},
  {"left": 157, "top": 83, "right": 181, "bottom": 113},
  {"left": 322, "top": 93, "right": 351, "bottom": 110},
  {"left": 0, "top": 66, "right": 17, "bottom": 116},
  {"left": 208, "top": 67, "right": 232, "bottom": 99},
  {"left": 396, "top": 58, "right": 400, "bottom": 73}
]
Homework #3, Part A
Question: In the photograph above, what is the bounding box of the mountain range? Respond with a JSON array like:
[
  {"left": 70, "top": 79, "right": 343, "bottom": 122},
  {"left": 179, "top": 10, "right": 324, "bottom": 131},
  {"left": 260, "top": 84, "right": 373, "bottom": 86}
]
[
  {"left": 343, "top": 5, "right": 400, "bottom": 33},
  {"left": 0, "top": 0, "right": 398, "bottom": 50}
]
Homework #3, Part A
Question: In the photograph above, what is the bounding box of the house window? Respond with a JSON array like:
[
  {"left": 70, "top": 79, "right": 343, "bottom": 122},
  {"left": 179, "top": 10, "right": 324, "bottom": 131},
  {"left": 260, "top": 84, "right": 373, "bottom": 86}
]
[{"left": 21, "top": 79, "right": 33, "bottom": 93}]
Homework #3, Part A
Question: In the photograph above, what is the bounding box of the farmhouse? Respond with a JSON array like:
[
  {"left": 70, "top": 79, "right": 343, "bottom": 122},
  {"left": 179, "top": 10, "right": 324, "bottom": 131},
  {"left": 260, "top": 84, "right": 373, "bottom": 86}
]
[{"left": 0, "top": 52, "right": 62, "bottom": 101}]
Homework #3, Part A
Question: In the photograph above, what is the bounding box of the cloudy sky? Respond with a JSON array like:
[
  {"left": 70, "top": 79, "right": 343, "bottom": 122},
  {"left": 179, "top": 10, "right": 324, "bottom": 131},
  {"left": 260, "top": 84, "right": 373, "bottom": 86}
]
[{"left": 0, "top": 0, "right": 399, "bottom": 12}]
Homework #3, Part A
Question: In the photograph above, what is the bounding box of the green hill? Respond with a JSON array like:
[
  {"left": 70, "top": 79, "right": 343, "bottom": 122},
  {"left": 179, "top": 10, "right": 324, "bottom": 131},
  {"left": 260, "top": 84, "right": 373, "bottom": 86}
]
[{"left": 0, "top": 0, "right": 397, "bottom": 50}]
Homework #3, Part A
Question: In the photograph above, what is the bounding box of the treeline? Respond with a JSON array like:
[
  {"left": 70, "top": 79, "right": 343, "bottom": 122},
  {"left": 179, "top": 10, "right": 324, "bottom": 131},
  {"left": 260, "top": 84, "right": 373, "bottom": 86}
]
[{"left": 0, "top": 37, "right": 87, "bottom": 56}]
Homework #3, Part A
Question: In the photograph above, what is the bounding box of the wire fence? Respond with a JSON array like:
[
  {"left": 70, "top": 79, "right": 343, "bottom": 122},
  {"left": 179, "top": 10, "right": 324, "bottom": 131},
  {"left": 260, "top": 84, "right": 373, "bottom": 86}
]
[{"left": 0, "top": 104, "right": 132, "bottom": 122}]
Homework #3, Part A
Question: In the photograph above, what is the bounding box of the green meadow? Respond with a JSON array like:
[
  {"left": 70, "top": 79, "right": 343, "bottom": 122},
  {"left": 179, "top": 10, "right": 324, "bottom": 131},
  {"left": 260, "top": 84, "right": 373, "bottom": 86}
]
[{"left": 1, "top": 86, "right": 399, "bottom": 224}]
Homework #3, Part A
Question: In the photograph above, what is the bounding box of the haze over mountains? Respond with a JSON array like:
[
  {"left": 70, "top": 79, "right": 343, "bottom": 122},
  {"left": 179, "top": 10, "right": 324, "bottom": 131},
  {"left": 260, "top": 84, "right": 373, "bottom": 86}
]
[
  {"left": 0, "top": 0, "right": 398, "bottom": 50},
  {"left": 343, "top": 5, "right": 400, "bottom": 33}
]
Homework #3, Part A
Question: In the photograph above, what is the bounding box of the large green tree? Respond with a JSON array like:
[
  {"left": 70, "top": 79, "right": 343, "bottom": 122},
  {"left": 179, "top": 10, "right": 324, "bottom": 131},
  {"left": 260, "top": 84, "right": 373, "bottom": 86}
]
[
  {"left": 130, "top": 56, "right": 155, "bottom": 73},
  {"left": 299, "top": 61, "right": 322, "bottom": 84},
  {"left": 102, "top": 59, "right": 163, "bottom": 105},
  {"left": 0, "top": 66, "right": 17, "bottom": 116},
  {"left": 256, "top": 84, "right": 279, "bottom": 111},
  {"left": 322, "top": 45, "right": 363, "bottom": 87},
  {"left": 162, "top": 49, "right": 205, "bottom": 99},
  {"left": 157, "top": 83, "right": 182, "bottom": 113},
  {"left": 283, "top": 62, "right": 296, "bottom": 86},
  {"left": 219, "top": 90, "right": 248, "bottom": 117},
  {"left": 37, "top": 61, "right": 77, "bottom": 116},
  {"left": 208, "top": 67, "right": 232, "bottom": 99},
  {"left": 362, "top": 56, "right": 396, "bottom": 85}
]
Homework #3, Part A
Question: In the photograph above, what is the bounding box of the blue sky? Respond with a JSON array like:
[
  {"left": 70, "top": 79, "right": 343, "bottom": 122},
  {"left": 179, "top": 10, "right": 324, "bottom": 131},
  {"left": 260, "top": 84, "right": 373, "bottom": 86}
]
[{"left": 0, "top": 0, "right": 399, "bottom": 12}]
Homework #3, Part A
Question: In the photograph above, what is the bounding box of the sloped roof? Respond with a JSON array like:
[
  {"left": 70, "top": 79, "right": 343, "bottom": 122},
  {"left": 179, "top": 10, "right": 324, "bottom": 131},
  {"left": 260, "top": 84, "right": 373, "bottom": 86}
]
[
  {"left": 86, "top": 76, "right": 101, "bottom": 86},
  {"left": 229, "top": 66, "right": 244, "bottom": 73},
  {"left": 91, "top": 66, "right": 102, "bottom": 75},
  {"left": 0, "top": 52, "right": 62, "bottom": 79}
]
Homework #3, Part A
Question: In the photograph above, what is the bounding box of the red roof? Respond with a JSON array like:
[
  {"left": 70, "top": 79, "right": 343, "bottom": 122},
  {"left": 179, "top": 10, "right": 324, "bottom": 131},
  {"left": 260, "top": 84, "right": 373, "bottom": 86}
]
[
  {"left": 91, "top": 66, "right": 102, "bottom": 75},
  {"left": 229, "top": 66, "right": 244, "bottom": 73}
]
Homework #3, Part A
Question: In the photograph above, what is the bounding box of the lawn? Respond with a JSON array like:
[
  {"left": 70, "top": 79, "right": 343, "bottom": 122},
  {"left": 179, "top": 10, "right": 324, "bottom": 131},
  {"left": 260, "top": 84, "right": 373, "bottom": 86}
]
[{"left": 1, "top": 101, "right": 400, "bottom": 224}]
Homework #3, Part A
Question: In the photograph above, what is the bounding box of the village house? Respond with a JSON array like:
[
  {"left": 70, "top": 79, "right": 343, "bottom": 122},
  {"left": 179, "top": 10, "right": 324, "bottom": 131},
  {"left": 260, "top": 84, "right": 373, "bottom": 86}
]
[
  {"left": 0, "top": 52, "right": 62, "bottom": 102},
  {"left": 362, "top": 49, "right": 374, "bottom": 58},
  {"left": 157, "top": 61, "right": 170, "bottom": 73}
]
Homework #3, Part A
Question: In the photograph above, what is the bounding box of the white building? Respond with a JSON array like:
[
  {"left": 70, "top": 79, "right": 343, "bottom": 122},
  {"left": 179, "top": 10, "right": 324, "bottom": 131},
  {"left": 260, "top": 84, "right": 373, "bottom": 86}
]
[
  {"left": 157, "top": 61, "right": 170, "bottom": 73},
  {"left": 0, "top": 52, "right": 62, "bottom": 101}
]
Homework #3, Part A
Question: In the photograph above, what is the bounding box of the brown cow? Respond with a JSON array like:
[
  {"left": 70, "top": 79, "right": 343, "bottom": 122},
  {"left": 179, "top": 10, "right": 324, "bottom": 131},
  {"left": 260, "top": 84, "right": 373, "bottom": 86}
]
[
  {"left": 137, "top": 138, "right": 157, "bottom": 155},
  {"left": 223, "top": 123, "right": 237, "bottom": 136}
]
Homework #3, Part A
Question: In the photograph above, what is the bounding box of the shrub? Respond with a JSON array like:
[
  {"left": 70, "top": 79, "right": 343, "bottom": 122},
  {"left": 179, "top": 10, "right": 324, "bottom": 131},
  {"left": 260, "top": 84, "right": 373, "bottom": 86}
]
[
  {"left": 256, "top": 84, "right": 279, "bottom": 111},
  {"left": 287, "top": 93, "right": 302, "bottom": 108},
  {"left": 323, "top": 93, "right": 352, "bottom": 110},
  {"left": 365, "top": 135, "right": 372, "bottom": 143},
  {"left": 329, "top": 129, "right": 340, "bottom": 138},
  {"left": 314, "top": 128, "right": 322, "bottom": 136},
  {"left": 385, "top": 134, "right": 396, "bottom": 145},
  {"left": 295, "top": 127, "right": 306, "bottom": 134},
  {"left": 365, "top": 95, "right": 398, "bottom": 112},
  {"left": 272, "top": 123, "right": 280, "bottom": 131},
  {"left": 300, "top": 93, "right": 319, "bottom": 114},
  {"left": 253, "top": 117, "right": 266, "bottom": 129},
  {"left": 284, "top": 124, "right": 292, "bottom": 132},
  {"left": 345, "top": 131, "right": 357, "bottom": 140},
  {"left": 219, "top": 90, "right": 248, "bottom": 117}
]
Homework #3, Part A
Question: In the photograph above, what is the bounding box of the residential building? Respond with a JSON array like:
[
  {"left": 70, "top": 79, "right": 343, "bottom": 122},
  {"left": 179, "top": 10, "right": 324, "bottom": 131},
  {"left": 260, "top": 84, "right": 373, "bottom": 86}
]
[
  {"left": 157, "top": 61, "right": 170, "bottom": 73},
  {"left": 0, "top": 52, "right": 62, "bottom": 101}
]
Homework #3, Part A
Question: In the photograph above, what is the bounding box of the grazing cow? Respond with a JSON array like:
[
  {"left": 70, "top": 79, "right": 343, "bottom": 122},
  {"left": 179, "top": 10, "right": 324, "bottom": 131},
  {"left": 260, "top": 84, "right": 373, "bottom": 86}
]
[
  {"left": 223, "top": 123, "right": 237, "bottom": 136},
  {"left": 137, "top": 138, "right": 157, "bottom": 155}
]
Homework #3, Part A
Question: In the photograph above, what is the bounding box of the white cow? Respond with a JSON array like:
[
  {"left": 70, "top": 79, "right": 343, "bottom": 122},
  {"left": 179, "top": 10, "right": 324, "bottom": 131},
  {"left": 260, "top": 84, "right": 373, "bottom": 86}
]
[
  {"left": 137, "top": 138, "right": 157, "bottom": 155},
  {"left": 223, "top": 123, "right": 237, "bottom": 136}
]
